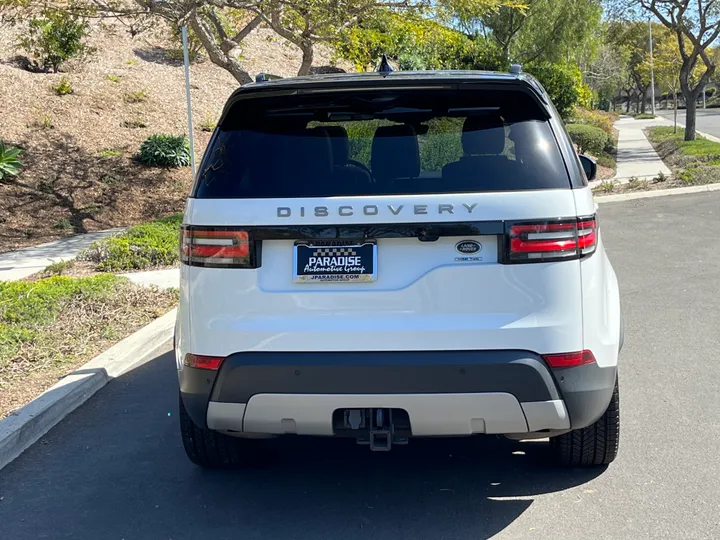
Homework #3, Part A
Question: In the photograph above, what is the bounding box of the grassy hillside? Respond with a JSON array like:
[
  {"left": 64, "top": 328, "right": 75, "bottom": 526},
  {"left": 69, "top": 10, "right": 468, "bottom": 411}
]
[{"left": 0, "top": 20, "right": 344, "bottom": 253}]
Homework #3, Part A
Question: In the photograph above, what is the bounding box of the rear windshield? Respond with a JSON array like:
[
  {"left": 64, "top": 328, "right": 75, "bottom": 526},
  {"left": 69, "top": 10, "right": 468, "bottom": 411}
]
[{"left": 193, "top": 88, "right": 570, "bottom": 199}]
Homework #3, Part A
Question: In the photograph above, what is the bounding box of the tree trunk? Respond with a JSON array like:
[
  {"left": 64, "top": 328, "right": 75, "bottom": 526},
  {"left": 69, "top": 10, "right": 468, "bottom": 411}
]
[
  {"left": 297, "top": 43, "right": 314, "bottom": 76},
  {"left": 684, "top": 94, "right": 697, "bottom": 140},
  {"left": 641, "top": 89, "right": 646, "bottom": 114},
  {"left": 626, "top": 96, "right": 630, "bottom": 113},
  {"left": 189, "top": 14, "right": 252, "bottom": 85},
  {"left": 673, "top": 93, "right": 678, "bottom": 134}
]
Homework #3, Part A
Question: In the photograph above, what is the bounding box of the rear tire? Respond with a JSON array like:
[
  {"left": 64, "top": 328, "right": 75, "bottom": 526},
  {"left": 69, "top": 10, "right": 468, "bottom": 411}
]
[
  {"left": 550, "top": 378, "right": 620, "bottom": 467},
  {"left": 179, "top": 393, "right": 255, "bottom": 468}
]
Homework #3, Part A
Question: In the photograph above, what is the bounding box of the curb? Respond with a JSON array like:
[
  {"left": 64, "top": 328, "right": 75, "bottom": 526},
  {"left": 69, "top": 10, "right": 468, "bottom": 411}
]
[
  {"left": 0, "top": 308, "right": 177, "bottom": 471},
  {"left": 595, "top": 182, "right": 720, "bottom": 203}
]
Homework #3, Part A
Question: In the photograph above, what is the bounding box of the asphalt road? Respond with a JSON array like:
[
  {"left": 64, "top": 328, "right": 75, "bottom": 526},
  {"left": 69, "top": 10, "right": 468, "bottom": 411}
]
[
  {"left": 657, "top": 108, "right": 720, "bottom": 138},
  {"left": 2, "top": 192, "right": 720, "bottom": 540}
]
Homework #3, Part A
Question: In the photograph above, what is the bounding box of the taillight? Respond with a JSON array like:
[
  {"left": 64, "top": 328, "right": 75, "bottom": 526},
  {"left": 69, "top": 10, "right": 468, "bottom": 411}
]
[
  {"left": 506, "top": 215, "right": 597, "bottom": 263},
  {"left": 181, "top": 227, "right": 254, "bottom": 268},
  {"left": 183, "top": 353, "right": 225, "bottom": 370},
  {"left": 543, "top": 350, "right": 596, "bottom": 368}
]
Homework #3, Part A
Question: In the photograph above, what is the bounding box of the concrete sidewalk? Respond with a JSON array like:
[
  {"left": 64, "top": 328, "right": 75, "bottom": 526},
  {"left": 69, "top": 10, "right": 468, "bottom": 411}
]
[
  {"left": 0, "top": 229, "right": 125, "bottom": 281},
  {"left": 613, "top": 117, "right": 672, "bottom": 182}
]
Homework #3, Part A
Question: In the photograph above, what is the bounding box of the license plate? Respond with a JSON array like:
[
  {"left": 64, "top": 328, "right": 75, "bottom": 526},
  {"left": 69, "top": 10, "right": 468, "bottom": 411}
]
[{"left": 293, "top": 241, "right": 377, "bottom": 283}]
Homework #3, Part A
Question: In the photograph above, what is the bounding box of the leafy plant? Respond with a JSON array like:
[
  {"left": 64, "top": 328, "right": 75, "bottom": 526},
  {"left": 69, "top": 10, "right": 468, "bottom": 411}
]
[
  {"left": 199, "top": 112, "right": 216, "bottom": 132},
  {"left": 592, "top": 180, "right": 616, "bottom": 194},
  {"left": 53, "top": 76, "right": 73, "bottom": 95},
  {"left": 0, "top": 140, "right": 24, "bottom": 180},
  {"left": 31, "top": 115, "right": 54, "bottom": 129},
  {"left": 526, "top": 63, "right": 581, "bottom": 119},
  {"left": 627, "top": 177, "right": 649, "bottom": 190},
  {"left": 596, "top": 155, "right": 616, "bottom": 169},
  {"left": 16, "top": 9, "right": 90, "bottom": 72},
  {"left": 654, "top": 171, "right": 668, "bottom": 183},
  {"left": 122, "top": 118, "right": 148, "bottom": 129},
  {"left": 566, "top": 124, "right": 609, "bottom": 155},
  {"left": 124, "top": 89, "right": 149, "bottom": 104},
  {"left": 99, "top": 149, "right": 123, "bottom": 158},
  {"left": 53, "top": 218, "right": 73, "bottom": 230},
  {"left": 106, "top": 74, "right": 122, "bottom": 83},
  {"left": 138, "top": 134, "right": 191, "bottom": 168}
]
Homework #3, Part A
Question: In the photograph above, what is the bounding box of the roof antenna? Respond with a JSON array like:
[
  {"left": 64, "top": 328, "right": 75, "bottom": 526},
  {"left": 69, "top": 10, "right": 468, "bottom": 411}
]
[
  {"left": 510, "top": 64, "right": 522, "bottom": 75},
  {"left": 377, "top": 54, "right": 394, "bottom": 75}
]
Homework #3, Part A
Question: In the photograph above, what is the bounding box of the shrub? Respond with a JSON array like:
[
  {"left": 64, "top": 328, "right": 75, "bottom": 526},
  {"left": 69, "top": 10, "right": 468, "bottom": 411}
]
[
  {"left": 592, "top": 180, "right": 616, "bottom": 194},
  {"left": 199, "top": 112, "right": 217, "bottom": 132},
  {"left": 80, "top": 214, "right": 183, "bottom": 271},
  {"left": 53, "top": 76, "right": 73, "bottom": 95},
  {"left": 17, "top": 9, "right": 90, "bottom": 72},
  {"left": 526, "top": 63, "right": 579, "bottom": 119},
  {"left": 0, "top": 140, "right": 24, "bottom": 180},
  {"left": 596, "top": 155, "right": 616, "bottom": 169},
  {"left": 571, "top": 108, "right": 614, "bottom": 135},
  {"left": 139, "top": 134, "right": 191, "bottom": 167},
  {"left": 124, "top": 89, "right": 149, "bottom": 104},
  {"left": 566, "top": 124, "right": 609, "bottom": 155}
]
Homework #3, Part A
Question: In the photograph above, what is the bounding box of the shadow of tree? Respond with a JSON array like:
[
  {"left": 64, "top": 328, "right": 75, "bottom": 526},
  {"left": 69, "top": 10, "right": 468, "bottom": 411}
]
[{"left": 0, "top": 128, "right": 189, "bottom": 251}]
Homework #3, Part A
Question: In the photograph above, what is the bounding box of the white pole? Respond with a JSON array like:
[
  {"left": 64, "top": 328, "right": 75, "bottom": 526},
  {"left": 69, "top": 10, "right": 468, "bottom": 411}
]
[
  {"left": 649, "top": 19, "right": 656, "bottom": 115},
  {"left": 182, "top": 27, "right": 196, "bottom": 178}
]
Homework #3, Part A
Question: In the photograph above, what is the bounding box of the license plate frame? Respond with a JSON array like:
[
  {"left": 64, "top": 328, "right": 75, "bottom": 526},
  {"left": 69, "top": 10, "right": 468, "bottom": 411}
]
[{"left": 293, "top": 240, "right": 377, "bottom": 283}]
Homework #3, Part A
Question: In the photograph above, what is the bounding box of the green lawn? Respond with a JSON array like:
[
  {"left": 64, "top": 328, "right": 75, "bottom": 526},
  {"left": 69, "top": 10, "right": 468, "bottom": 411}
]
[{"left": 646, "top": 127, "right": 720, "bottom": 185}]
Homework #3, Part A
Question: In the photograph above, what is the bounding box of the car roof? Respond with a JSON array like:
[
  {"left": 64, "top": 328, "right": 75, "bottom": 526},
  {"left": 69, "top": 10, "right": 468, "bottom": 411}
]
[{"left": 229, "top": 70, "right": 544, "bottom": 98}]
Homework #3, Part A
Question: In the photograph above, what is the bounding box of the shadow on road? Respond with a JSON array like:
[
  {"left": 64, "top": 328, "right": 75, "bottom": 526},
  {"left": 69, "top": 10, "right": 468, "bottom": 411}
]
[{"left": 0, "top": 351, "right": 605, "bottom": 540}]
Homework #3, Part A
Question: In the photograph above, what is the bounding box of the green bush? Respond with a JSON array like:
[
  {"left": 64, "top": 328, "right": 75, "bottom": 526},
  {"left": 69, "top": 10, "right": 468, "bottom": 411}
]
[
  {"left": 526, "top": 63, "right": 579, "bottom": 119},
  {"left": 17, "top": 9, "right": 90, "bottom": 72},
  {"left": 139, "top": 134, "right": 191, "bottom": 168},
  {"left": 571, "top": 108, "right": 615, "bottom": 135},
  {"left": 0, "top": 140, "right": 24, "bottom": 180},
  {"left": 566, "top": 124, "right": 609, "bottom": 155},
  {"left": 53, "top": 76, "right": 73, "bottom": 95},
  {"left": 80, "top": 214, "right": 183, "bottom": 271}
]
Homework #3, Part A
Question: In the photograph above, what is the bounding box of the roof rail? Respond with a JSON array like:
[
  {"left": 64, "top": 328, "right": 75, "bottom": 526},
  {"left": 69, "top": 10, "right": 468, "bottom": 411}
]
[{"left": 255, "top": 73, "right": 283, "bottom": 83}]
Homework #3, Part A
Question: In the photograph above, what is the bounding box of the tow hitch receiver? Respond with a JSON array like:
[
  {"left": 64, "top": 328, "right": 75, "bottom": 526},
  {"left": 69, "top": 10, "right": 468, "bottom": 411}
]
[{"left": 333, "top": 408, "right": 410, "bottom": 451}]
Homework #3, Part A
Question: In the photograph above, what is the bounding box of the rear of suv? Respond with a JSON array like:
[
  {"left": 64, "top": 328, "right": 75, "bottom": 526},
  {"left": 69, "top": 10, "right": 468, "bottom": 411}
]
[{"left": 176, "top": 69, "right": 622, "bottom": 468}]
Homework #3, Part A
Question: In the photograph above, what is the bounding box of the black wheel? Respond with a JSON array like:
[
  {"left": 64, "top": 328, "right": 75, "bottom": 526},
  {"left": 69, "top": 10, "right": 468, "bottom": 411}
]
[
  {"left": 550, "top": 378, "right": 620, "bottom": 466},
  {"left": 179, "top": 393, "right": 256, "bottom": 468}
]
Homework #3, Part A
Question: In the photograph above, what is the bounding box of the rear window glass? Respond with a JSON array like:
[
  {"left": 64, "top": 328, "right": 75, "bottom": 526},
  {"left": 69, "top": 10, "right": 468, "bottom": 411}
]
[{"left": 193, "top": 88, "right": 570, "bottom": 198}]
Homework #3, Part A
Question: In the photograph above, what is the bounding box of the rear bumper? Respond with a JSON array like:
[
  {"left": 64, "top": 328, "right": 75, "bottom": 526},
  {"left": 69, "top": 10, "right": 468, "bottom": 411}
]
[{"left": 179, "top": 350, "right": 616, "bottom": 436}]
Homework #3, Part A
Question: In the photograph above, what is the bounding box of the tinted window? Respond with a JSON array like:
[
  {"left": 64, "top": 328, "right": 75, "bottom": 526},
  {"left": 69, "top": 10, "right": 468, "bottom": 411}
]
[{"left": 193, "top": 88, "right": 570, "bottom": 199}]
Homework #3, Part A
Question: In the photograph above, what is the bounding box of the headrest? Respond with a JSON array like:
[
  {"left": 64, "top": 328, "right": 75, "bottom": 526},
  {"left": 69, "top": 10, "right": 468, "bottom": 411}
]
[
  {"left": 299, "top": 127, "right": 334, "bottom": 178},
  {"left": 324, "top": 125, "right": 350, "bottom": 166},
  {"left": 462, "top": 116, "right": 506, "bottom": 155},
  {"left": 370, "top": 125, "right": 420, "bottom": 181}
]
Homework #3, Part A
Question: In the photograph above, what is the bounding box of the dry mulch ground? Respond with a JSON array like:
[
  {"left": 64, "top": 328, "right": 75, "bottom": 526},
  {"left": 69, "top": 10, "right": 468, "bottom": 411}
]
[{"left": 0, "top": 20, "right": 345, "bottom": 253}]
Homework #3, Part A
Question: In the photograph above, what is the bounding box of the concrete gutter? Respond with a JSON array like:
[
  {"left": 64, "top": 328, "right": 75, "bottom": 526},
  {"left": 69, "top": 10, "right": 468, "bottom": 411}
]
[
  {"left": 595, "top": 182, "right": 720, "bottom": 203},
  {"left": 0, "top": 308, "right": 176, "bottom": 471}
]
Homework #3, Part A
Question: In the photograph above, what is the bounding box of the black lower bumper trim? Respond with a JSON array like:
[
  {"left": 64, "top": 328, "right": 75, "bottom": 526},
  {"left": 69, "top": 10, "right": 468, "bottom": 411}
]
[
  {"left": 178, "top": 350, "right": 617, "bottom": 432},
  {"left": 209, "top": 350, "right": 562, "bottom": 404}
]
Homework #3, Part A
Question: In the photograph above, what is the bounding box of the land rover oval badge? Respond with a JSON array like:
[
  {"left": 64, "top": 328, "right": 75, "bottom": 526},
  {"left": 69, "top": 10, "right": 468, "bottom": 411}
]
[{"left": 455, "top": 240, "right": 482, "bottom": 254}]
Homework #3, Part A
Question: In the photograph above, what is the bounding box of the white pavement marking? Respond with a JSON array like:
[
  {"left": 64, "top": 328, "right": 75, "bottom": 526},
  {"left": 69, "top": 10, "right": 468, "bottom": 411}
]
[
  {"left": 0, "top": 228, "right": 125, "bottom": 281},
  {"left": 613, "top": 118, "right": 672, "bottom": 181}
]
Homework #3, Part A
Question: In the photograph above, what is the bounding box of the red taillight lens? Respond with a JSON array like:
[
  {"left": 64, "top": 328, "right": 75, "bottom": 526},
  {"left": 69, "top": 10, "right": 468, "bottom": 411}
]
[
  {"left": 181, "top": 227, "right": 252, "bottom": 268},
  {"left": 507, "top": 216, "right": 597, "bottom": 262},
  {"left": 542, "top": 350, "right": 596, "bottom": 368},
  {"left": 183, "top": 353, "right": 225, "bottom": 370}
]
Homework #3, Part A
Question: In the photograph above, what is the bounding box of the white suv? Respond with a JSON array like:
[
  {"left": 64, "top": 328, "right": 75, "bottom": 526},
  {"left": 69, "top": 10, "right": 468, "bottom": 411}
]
[{"left": 175, "top": 69, "right": 622, "bottom": 468}]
